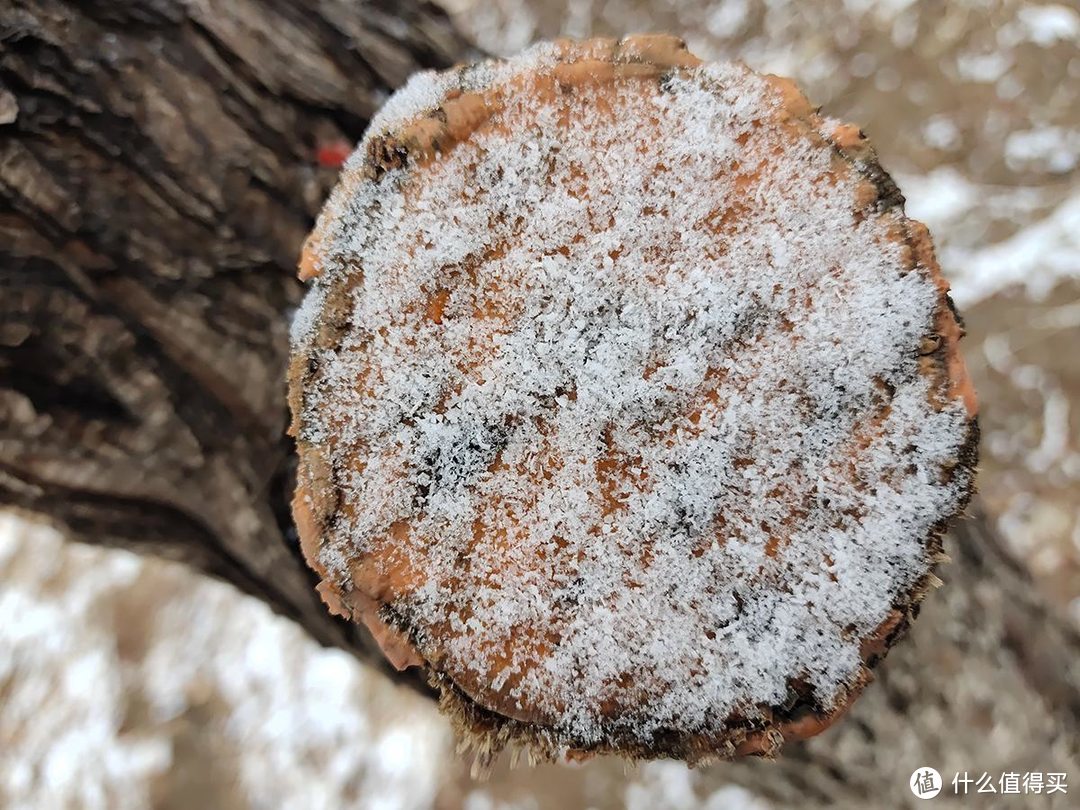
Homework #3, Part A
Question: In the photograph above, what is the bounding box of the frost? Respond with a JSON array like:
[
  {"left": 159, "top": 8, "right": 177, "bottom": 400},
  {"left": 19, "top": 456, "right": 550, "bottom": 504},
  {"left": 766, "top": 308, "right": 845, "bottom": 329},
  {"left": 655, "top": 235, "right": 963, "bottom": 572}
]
[
  {"left": 289, "top": 279, "right": 325, "bottom": 348},
  {"left": 294, "top": 47, "right": 972, "bottom": 744}
]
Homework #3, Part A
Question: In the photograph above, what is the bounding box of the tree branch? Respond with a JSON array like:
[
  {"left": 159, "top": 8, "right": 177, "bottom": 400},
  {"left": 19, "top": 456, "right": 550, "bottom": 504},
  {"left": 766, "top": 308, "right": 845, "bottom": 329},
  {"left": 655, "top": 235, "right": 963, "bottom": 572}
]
[{"left": 1, "top": 0, "right": 476, "bottom": 691}]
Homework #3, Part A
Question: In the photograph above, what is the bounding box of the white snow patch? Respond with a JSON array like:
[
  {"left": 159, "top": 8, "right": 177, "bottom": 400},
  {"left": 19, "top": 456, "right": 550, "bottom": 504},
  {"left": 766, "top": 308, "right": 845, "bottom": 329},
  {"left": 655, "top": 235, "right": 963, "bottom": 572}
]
[
  {"left": 0, "top": 514, "right": 449, "bottom": 810},
  {"left": 1004, "top": 126, "right": 1080, "bottom": 174},
  {"left": 1016, "top": 4, "right": 1080, "bottom": 47}
]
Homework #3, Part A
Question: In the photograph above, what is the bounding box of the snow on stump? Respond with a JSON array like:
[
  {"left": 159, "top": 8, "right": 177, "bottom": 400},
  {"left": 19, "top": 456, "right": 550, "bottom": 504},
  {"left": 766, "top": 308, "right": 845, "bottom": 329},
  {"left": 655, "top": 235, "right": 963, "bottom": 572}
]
[{"left": 287, "top": 35, "right": 979, "bottom": 768}]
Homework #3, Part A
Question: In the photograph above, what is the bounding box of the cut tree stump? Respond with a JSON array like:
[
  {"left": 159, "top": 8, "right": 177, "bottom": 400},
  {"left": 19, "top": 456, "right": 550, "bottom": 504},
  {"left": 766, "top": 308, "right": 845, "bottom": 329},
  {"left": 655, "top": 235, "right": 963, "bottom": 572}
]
[
  {"left": 287, "top": 36, "right": 978, "bottom": 766},
  {"left": 2, "top": 2, "right": 1078, "bottom": 800}
]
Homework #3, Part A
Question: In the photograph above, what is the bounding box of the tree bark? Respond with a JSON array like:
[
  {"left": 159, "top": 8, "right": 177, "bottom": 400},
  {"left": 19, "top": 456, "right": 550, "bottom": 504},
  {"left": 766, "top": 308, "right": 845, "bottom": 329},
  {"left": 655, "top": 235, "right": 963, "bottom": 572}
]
[
  {"left": 1, "top": 0, "right": 1077, "bottom": 798},
  {"left": 0, "top": 0, "right": 475, "bottom": 689}
]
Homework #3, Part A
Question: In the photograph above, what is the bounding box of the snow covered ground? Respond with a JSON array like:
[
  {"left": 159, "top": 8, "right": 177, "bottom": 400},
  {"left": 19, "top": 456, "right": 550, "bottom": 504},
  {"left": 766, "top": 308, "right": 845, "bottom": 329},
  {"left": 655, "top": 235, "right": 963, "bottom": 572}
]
[{"left": 0, "top": 514, "right": 450, "bottom": 810}]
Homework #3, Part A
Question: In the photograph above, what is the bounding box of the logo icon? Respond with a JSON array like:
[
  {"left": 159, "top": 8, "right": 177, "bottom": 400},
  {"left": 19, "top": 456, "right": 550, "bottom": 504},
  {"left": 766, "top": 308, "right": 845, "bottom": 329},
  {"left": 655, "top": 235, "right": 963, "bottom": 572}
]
[{"left": 911, "top": 767, "right": 943, "bottom": 799}]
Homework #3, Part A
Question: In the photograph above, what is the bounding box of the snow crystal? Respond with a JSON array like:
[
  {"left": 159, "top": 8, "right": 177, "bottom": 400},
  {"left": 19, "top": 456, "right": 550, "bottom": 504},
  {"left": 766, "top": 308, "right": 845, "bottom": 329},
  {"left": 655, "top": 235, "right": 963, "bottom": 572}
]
[{"left": 292, "top": 43, "right": 973, "bottom": 745}]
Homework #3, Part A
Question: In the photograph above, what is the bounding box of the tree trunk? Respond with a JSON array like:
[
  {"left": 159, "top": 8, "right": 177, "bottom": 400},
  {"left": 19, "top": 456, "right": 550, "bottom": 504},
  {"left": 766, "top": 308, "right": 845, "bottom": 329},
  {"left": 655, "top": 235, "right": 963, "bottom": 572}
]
[
  {"left": 0, "top": 0, "right": 475, "bottom": 690},
  {"left": 2, "top": 0, "right": 1077, "bottom": 798}
]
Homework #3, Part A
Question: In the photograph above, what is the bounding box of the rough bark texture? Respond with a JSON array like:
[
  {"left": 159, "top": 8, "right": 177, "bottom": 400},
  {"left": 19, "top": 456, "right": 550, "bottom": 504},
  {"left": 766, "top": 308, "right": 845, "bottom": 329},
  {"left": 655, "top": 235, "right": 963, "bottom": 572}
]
[
  {"left": 0, "top": 0, "right": 475, "bottom": 689},
  {"left": 1, "top": 0, "right": 1078, "bottom": 798}
]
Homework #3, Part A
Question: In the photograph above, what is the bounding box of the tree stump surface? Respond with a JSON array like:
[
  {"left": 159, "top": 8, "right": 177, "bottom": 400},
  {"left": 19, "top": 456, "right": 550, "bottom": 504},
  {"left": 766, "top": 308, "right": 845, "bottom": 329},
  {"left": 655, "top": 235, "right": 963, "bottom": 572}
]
[{"left": 289, "top": 36, "right": 978, "bottom": 765}]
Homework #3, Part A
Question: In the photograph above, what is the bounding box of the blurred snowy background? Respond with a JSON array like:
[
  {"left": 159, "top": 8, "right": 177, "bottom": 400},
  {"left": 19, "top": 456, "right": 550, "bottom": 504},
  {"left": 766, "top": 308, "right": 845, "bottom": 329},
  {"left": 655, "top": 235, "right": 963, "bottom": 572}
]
[{"left": 2, "top": 0, "right": 1077, "bottom": 807}]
